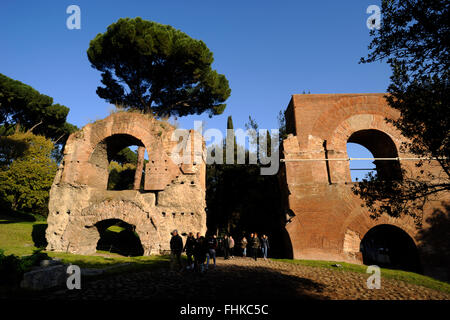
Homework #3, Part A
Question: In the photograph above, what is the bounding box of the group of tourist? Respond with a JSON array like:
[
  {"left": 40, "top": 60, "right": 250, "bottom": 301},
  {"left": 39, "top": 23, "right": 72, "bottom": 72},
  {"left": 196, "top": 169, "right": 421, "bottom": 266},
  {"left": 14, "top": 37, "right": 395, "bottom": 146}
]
[
  {"left": 170, "top": 230, "right": 218, "bottom": 273},
  {"left": 169, "top": 230, "right": 270, "bottom": 273},
  {"left": 239, "top": 233, "right": 270, "bottom": 261}
]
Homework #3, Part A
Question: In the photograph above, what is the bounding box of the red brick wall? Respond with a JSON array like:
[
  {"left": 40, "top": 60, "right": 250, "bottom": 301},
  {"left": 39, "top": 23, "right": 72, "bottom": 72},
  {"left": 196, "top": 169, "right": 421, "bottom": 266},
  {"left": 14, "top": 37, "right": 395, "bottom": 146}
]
[{"left": 280, "top": 93, "right": 448, "bottom": 266}]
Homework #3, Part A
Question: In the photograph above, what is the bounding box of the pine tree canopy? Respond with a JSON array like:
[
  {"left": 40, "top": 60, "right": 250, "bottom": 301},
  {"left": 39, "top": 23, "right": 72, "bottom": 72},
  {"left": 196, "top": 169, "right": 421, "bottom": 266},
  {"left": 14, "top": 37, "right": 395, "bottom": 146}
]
[{"left": 87, "top": 17, "right": 231, "bottom": 118}]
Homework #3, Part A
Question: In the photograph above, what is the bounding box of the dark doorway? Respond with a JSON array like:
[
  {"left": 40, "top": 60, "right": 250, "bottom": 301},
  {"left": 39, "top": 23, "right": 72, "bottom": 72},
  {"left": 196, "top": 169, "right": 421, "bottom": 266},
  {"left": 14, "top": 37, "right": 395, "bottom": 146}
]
[
  {"left": 361, "top": 224, "right": 422, "bottom": 273},
  {"left": 96, "top": 219, "right": 144, "bottom": 256}
]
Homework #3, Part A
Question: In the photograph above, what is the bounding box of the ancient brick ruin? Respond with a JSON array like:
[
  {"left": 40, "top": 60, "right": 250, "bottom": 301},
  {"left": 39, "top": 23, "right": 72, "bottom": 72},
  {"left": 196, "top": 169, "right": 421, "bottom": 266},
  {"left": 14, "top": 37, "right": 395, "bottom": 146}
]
[
  {"left": 46, "top": 112, "right": 206, "bottom": 255},
  {"left": 279, "top": 94, "right": 448, "bottom": 275},
  {"left": 45, "top": 94, "right": 448, "bottom": 279}
]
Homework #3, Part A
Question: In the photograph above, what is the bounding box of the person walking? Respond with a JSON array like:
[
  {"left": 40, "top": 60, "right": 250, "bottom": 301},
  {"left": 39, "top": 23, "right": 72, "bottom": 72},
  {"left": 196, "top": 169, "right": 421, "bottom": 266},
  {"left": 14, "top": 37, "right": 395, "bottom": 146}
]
[
  {"left": 229, "top": 235, "right": 235, "bottom": 259},
  {"left": 194, "top": 235, "right": 207, "bottom": 273},
  {"left": 183, "top": 232, "right": 196, "bottom": 270},
  {"left": 261, "top": 234, "right": 270, "bottom": 260},
  {"left": 223, "top": 234, "right": 230, "bottom": 260},
  {"left": 206, "top": 234, "right": 218, "bottom": 270},
  {"left": 241, "top": 236, "right": 248, "bottom": 257},
  {"left": 248, "top": 233, "right": 254, "bottom": 258},
  {"left": 170, "top": 230, "right": 183, "bottom": 271},
  {"left": 251, "top": 233, "right": 261, "bottom": 261}
]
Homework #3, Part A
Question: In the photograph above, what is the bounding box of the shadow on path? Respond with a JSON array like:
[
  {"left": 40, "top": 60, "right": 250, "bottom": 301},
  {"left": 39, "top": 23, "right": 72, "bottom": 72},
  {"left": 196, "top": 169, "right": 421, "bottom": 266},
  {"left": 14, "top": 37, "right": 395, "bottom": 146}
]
[{"left": 30, "top": 263, "right": 327, "bottom": 301}]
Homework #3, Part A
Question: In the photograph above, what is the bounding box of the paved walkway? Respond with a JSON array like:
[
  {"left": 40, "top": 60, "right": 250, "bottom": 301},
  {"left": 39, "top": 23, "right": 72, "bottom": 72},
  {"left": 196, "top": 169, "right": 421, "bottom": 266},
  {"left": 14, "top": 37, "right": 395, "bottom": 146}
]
[{"left": 38, "top": 257, "right": 449, "bottom": 300}]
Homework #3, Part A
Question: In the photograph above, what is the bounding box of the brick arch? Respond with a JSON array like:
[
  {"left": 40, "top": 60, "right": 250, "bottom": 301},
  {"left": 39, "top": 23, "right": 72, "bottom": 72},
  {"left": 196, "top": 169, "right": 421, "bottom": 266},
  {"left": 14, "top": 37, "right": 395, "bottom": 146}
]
[
  {"left": 327, "top": 113, "right": 402, "bottom": 152},
  {"left": 73, "top": 113, "right": 168, "bottom": 163},
  {"left": 309, "top": 99, "right": 400, "bottom": 145},
  {"left": 341, "top": 206, "right": 418, "bottom": 249},
  {"left": 358, "top": 223, "right": 422, "bottom": 272},
  {"left": 337, "top": 190, "right": 419, "bottom": 263},
  {"left": 324, "top": 113, "right": 404, "bottom": 183},
  {"left": 63, "top": 200, "right": 160, "bottom": 256},
  {"left": 60, "top": 112, "right": 180, "bottom": 188},
  {"left": 87, "top": 133, "right": 148, "bottom": 189}
]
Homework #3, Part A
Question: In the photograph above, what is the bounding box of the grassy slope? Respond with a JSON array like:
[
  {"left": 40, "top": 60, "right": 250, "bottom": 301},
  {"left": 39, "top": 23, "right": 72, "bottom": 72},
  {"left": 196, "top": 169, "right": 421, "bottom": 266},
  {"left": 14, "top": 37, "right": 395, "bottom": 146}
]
[
  {"left": 0, "top": 216, "right": 47, "bottom": 256},
  {"left": 0, "top": 215, "right": 170, "bottom": 273},
  {"left": 272, "top": 258, "right": 450, "bottom": 294}
]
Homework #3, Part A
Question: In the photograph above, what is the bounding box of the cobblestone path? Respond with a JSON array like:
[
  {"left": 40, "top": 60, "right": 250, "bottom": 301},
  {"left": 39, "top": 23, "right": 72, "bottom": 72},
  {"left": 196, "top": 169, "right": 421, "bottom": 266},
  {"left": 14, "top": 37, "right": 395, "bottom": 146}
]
[{"left": 35, "top": 257, "right": 449, "bottom": 301}]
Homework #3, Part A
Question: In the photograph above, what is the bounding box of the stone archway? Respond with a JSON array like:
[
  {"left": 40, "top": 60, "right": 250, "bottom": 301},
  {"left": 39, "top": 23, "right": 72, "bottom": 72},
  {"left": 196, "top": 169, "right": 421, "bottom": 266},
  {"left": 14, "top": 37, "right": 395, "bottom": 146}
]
[
  {"left": 95, "top": 219, "right": 144, "bottom": 256},
  {"left": 56, "top": 199, "right": 160, "bottom": 256},
  {"left": 361, "top": 224, "right": 422, "bottom": 273}
]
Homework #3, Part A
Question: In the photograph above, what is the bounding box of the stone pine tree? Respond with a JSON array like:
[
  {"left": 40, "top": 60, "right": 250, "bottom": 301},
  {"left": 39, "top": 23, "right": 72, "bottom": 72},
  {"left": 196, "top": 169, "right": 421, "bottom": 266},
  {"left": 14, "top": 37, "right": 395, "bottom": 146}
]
[
  {"left": 87, "top": 17, "right": 231, "bottom": 189},
  {"left": 0, "top": 73, "right": 77, "bottom": 145},
  {"left": 356, "top": 0, "right": 449, "bottom": 224}
]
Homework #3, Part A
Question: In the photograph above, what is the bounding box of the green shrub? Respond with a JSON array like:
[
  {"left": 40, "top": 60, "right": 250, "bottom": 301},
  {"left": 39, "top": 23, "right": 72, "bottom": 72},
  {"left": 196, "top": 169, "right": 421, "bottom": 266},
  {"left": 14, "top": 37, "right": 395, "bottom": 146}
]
[{"left": 0, "top": 248, "right": 50, "bottom": 286}]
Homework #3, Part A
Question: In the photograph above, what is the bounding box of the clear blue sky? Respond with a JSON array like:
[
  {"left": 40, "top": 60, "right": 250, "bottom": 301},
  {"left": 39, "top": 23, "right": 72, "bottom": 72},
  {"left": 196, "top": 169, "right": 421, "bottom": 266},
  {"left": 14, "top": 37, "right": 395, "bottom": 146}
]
[{"left": 1, "top": 0, "right": 385, "bottom": 177}]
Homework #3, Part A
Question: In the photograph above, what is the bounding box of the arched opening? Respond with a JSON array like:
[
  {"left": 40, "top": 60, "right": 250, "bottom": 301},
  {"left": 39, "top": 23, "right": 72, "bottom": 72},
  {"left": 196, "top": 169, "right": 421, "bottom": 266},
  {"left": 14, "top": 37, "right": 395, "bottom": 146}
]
[
  {"left": 360, "top": 224, "right": 422, "bottom": 273},
  {"left": 95, "top": 219, "right": 144, "bottom": 256},
  {"left": 347, "top": 129, "right": 402, "bottom": 182},
  {"left": 89, "top": 134, "right": 147, "bottom": 190}
]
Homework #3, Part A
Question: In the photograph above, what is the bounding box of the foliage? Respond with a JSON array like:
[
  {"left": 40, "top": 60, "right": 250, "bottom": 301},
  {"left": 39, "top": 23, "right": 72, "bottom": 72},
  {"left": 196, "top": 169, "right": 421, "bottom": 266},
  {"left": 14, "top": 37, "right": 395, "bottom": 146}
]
[
  {"left": 206, "top": 116, "right": 282, "bottom": 250},
  {"left": 277, "top": 110, "right": 288, "bottom": 142},
  {"left": 111, "top": 147, "right": 138, "bottom": 165},
  {"left": 0, "top": 132, "right": 57, "bottom": 216},
  {"left": 0, "top": 73, "right": 77, "bottom": 144},
  {"left": 355, "top": 0, "right": 450, "bottom": 223},
  {"left": 107, "top": 161, "right": 136, "bottom": 190},
  {"left": 87, "top": 17, "right": 231, "bottom": 118}
]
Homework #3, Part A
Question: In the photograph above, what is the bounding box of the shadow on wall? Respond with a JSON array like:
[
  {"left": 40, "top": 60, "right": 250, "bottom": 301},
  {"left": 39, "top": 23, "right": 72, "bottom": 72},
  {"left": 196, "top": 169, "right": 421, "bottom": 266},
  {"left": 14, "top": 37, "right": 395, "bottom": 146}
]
[
  {"left": 271, "top": 227, "right": 293, "bottom": 259},
  {"left": 32, "top": 223, "right": 48, "bottom": 248},
  {"left": 417, "top": 202, "right": 450, "bottom": 282}
]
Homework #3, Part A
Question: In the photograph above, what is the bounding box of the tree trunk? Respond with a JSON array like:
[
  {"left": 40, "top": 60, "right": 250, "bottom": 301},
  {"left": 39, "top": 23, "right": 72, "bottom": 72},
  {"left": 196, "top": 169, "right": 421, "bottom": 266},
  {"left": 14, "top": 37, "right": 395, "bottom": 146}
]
[{"left": 133, "top": 146, "right": 145, "bottom": 190}]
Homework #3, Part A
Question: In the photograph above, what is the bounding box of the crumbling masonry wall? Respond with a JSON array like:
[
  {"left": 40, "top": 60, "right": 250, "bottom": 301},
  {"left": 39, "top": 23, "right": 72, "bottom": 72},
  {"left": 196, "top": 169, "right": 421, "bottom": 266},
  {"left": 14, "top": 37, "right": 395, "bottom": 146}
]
[{"left": 46, "top": 112, "right": 206, "bottom": 255}]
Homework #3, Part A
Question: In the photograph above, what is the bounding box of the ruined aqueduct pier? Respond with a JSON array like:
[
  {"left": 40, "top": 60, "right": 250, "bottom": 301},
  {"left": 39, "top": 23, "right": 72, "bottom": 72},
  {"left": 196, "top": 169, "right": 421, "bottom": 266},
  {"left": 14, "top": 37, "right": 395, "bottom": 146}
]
[
  {"left": 279, "top": 93, "right": 448, "bottom": 275},
  {"left": 46, "top": 112, "right": 206, "bottom": 255}
]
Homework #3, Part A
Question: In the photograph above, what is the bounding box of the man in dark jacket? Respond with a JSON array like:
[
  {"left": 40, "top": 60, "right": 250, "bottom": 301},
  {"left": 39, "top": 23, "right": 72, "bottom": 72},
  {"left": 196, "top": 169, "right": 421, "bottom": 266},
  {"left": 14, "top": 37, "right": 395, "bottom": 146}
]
[
  {"left": 251, "top": 233, "right": 261, "bottom": 261},
  {"left": 170, "top": 230, "right": 183, "bottom": 270},
  {"left": 183, "top": 232, "right": 196, "bottom": 270},
  {"left": 248, "top": 233, "right": 255, "bottom": 258},
  {"left": 194, "top": 236, "right": 207, "bottom": 273},
  {"left": 223, "top": 234, "right": 230, "bottom": 260}
]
